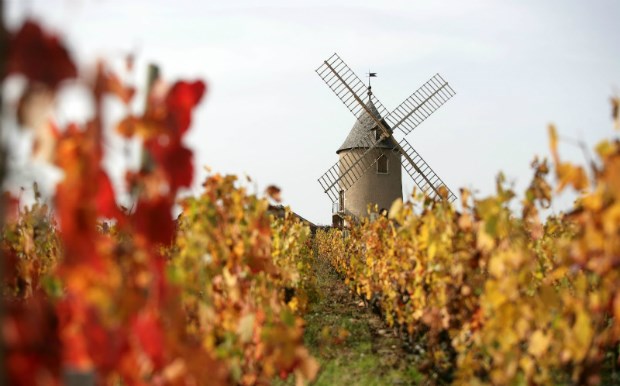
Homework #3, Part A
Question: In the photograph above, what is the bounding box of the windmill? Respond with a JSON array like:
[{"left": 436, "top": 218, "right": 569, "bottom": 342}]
[{"left": 316, "top": 53, "right": 457, "bottom": 219}]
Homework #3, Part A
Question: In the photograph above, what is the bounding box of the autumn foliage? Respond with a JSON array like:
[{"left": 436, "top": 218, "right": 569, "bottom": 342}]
[
  {"left": 4, "top": 14, "right": 620, "bottom": 386},
  {"left": 2, "top": 19, "right": 316, "bottom": 385},
  {"left": 168, "top": 176, "right": 318, "bottom": 384},
  {"left": 316, "top": 114, "right": 620, "bottom": 384}
]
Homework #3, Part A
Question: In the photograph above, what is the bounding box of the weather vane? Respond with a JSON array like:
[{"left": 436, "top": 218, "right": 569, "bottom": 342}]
[{"left": 366, "top": 71, "right": 377, "bottom": 92}]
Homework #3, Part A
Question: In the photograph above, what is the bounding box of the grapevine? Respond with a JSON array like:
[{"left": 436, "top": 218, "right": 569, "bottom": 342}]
[
  {"left": 1, "top": 18, "right": 317, "bottom": 386},
  {"left": 316, "top": 112, "right": 620, "bottom": 384}
]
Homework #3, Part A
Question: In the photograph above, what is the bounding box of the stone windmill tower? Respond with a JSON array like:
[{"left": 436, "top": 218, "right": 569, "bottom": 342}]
[
  {"left": 316, "top": 54, "right": 458, "bottom": 221},
  {"left": 335, "top": 89, "right": 402, "bottom": 218}
]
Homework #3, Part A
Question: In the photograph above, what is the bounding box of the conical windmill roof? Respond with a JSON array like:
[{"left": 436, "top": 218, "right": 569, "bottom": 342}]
[{"left": 336, "top": 98, "right": 399, "bottom": 154}]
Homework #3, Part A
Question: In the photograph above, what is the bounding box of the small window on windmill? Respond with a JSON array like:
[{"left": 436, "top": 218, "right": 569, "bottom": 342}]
[
  {"left": 377, "top": 154, "right": 388, "bottom": 174},
  {"left": 339, "top": 190, "right": 345, "bottom": 212},
  {"left": 374, "top": 128, "right": 381, "bottom": 141}
]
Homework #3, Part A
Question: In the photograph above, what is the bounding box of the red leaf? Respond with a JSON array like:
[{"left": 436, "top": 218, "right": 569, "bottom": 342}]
[
  {"left": 166, "top": 145, "right": 194, "bottom": 191},
  {"left": 3, "top": 191, "right": 20, "bottom": 222},
  {"left": 133, "top": 195, "right": 175, "bottom": 246},
  {"left": 145, "top": 137, "right": 194, "bottom": 193},
  {"left": 165, "top": 80, "right": 206, "bottom": 136},
  {"left": 96, "top": 169, "right": 122, "bottom": 220},
  {"left": 7, "top": 20, "right": 77, "bottom": 89},
  {"left": 132, "top": 309, "right": 165, "bottom": 370},
  {"left": 58, "top": 309, "right": 94, "bottom": 371},
  {"left": 82, "top": 309, "right": 127, "bottom": 375},
  {"left": 5, "top": 293, "right": 61, "bottom": 386}
]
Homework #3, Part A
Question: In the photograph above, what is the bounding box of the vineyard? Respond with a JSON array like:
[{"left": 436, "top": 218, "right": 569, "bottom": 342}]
[
  {"left": 315, "top": 126, "right": 620, "bottom": 384},
  {"left": 2, "top": 14, "right": 620, "bottom": 386}
]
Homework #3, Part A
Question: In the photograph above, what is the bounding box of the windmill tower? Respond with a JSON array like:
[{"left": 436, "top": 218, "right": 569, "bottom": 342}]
[
  {"left": 336, "top": 88, "right": 402, "bottom": 218},
  {"left": 316, "top": 54, "right": 457, "bottom": 221}
]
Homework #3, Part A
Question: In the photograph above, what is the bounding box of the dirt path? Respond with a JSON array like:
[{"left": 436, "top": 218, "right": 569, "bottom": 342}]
[{"left": 299, "top": 256, "right": 423, "bottom": 385}]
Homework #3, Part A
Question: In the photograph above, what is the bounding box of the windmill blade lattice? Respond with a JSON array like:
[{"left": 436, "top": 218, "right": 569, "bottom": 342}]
[
  {"left": 316, "top": 53, "right": 457, "bottom": 207},
  {"left": 316, "top": 53, "right": 390, "bottom": 121},
  {"left": 318, "top": 131, "right": 384, "bottom": 202},
  {"left": 385, "top": 74, "right": 456, "bottom": 136},
  {"left": 397, "top": 138, "right": 457, "bottom": 202}
]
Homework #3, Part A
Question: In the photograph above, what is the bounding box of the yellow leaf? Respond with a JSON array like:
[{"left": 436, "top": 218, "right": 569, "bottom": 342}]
[
  {"left": 288, "top": 296, "right": 299, "bottom": 312},
  {"left": 528, "top": 329, "right": 550, "bottom": 358},
  {"left": 237, "top": 313, "right": 255, "bottom": 343},
  {"left": 388, "top": 198, "right": 403, "bottom": 220},
  {"left": 556, "top": 163, "right": 588, "bottom": 192},
  {"left": 548, "top": 124, "right": 559, "bottom": 163},
  {"left": 573, "top": 310, "right": 593, "bottom": 361},
  {"left": 515, "top": 317, "right": 530, "bottom": 339},
  {"left": 519, "top": 356, "right": 534, "bottom": 378},
  {"left": 484, "top": 281, "right": 507, "bottom": 308},
  {"left": 428, "top": 242, "right": 437, "bottom": 260},
  {"left": 595, "top": 140, "right": 614, "bottom": 158},
  {"left": 602, "top": 203, "right": 620, "bottom": 235},
  {"left": 580, "top": 191, "right": 603, "bottom": 211},
  {"left": 476, "top": 226, "right": 495, "bottom": 252},
  {"left": 488, "top": 255, "right": 505, "bottom": 278},
  {"left": 540, "top": 285, "right": 560, "bottom": 310},
  {"left": 546, "top": 266, "right": 569, "bottom": 282}
]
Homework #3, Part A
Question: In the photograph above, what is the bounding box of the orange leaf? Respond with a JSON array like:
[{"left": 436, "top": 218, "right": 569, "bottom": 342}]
[
  {"left": 266, "top": 185, "right": 282, "bottom": 203},
  {"left": 103, "top": 71, "right": 135, "bottom": 104}
]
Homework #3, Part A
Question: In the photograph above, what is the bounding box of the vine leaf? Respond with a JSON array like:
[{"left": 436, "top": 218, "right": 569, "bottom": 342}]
[{"left": 7, "top": 20, "right": 77, "bottom": 89}]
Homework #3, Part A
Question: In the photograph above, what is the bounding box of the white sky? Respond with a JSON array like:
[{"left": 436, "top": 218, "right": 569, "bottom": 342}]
[{"left": 6, "top": 0, "right": 620, "bottom": 224}]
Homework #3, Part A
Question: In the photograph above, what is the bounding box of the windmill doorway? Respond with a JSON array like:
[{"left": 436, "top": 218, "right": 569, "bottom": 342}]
[{"left": 377, "top": 154, "right": 388, "bottom": 174}]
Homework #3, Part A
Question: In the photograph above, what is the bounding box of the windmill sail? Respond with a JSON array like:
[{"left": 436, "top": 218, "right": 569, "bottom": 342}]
[
  {"left": 385, "top": 74, "right": 456, "bottom": 136},
  {"left": 316, "top": 53, "right": 390, "bottom": 123},
  {"left": 397, "top": 138, "right": 457, "bottom": 202}
]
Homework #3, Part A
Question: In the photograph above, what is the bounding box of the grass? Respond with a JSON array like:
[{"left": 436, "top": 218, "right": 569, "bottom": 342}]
[{"left": 278, "top": 252, "right": 423, "bottom": 385}]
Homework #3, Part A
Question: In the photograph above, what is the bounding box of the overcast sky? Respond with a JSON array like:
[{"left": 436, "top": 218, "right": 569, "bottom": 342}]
[{"left": 6, "top": 0, "right": 620, "bottom": 224}]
